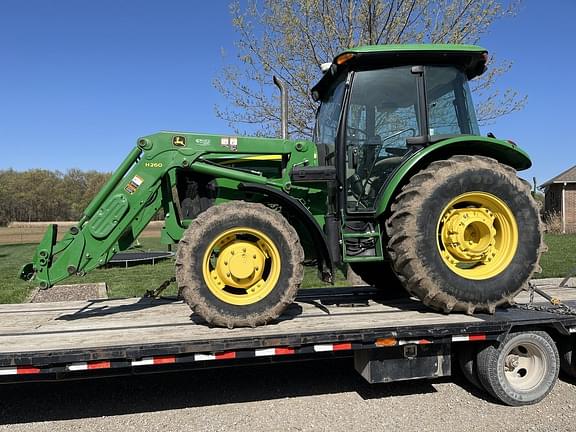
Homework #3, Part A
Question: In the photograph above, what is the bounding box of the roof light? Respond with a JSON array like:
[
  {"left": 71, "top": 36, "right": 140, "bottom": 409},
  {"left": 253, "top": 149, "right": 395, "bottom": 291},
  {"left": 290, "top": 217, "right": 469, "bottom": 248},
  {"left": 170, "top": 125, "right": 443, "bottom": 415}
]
[
  {"left": 335, "top": 52, "right": 355, "bottom": 65},
  {"left": 320, "top": 62, "right": 332, "bottom": 74}
]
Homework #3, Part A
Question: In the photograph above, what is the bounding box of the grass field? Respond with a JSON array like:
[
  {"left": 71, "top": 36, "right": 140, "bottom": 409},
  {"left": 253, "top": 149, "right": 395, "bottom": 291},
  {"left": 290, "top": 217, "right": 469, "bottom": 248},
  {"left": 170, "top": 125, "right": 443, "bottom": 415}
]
[
  {"left": 1, "top": 234, "right": 574, "bottom": 304},
  {"left": 0, "top": 237, "right": 342, "bottom": 304},
  {"left": 539, "top": 234, "right": 576, "bottom": 279}
]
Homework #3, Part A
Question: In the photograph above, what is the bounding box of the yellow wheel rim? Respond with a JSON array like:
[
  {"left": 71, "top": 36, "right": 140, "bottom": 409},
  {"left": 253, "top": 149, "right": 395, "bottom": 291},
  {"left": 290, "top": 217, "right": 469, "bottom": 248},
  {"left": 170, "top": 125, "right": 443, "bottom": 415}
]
[
  {"left": 202, "top": 227, "right": 281, "bottom": 305},
  {"left": 436, "top": 192, "right": 518, "bottom": 280}
]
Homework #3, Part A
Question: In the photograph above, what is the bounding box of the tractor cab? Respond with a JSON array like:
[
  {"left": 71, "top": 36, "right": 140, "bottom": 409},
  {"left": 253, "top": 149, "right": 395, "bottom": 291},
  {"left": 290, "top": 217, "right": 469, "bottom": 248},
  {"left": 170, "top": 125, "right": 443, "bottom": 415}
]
[{"left": 312, "top": 44, "right": 487, "bottom": 213}]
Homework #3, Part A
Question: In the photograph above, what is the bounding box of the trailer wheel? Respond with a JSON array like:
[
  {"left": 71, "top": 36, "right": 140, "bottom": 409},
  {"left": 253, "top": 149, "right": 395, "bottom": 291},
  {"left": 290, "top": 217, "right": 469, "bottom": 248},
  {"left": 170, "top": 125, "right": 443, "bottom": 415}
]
[
  {"left": 176, "top": 201, "right": 304, "bottom": 328},
  {"left": 559, "top": 338, "right": 576, "bottom": 377},
  {"left": 457, "top": 345, "right": 483, "bottom": 390},
  {"left": 476, "top": 331, "right": 559, "bottom": 406},
  {"left": 386, "top": 155, "right": 543, "bottom": 314},
  {"left": 349, "top": 262, "right": 409, "bottom": 299}
]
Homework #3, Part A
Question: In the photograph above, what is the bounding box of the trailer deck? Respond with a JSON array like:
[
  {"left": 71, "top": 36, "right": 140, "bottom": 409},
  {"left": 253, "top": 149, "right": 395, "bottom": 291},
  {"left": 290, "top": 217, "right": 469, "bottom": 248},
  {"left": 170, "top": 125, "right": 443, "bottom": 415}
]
[{"left": 1, "top": 285, "right": 576, "bottom": 381}]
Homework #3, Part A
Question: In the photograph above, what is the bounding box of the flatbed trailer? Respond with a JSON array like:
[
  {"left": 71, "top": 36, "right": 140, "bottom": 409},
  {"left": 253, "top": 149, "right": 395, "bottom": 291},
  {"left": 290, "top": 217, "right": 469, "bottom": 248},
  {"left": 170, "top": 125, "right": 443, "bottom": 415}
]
[{"left": 2, "top": 284, "right": 576, "bottom": 406}]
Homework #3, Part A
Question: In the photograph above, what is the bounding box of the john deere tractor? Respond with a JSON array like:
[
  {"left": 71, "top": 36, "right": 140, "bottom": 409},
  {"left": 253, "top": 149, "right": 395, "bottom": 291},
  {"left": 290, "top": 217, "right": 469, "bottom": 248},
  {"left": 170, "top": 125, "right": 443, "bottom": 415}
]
[{"left": 21, "top": 44, "right": 542, "bottom": 328}]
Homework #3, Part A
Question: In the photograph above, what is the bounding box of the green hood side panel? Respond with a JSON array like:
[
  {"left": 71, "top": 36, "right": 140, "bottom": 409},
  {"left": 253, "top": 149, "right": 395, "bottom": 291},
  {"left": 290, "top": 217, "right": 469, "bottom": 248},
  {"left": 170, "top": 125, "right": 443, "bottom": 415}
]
[{"left": 374, "top": 136, "right": 532, "bottom": 218}]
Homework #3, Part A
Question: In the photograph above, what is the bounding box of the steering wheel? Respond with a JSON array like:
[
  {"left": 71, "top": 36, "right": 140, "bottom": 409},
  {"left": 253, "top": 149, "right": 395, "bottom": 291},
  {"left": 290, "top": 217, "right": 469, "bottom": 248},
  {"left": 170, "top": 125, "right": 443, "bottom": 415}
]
[
  {"left": 371, "top": 128, "right": 416, "bottom": 170},
  {"left": 350, "top": 128, "right": 416, "bottom": 207}
]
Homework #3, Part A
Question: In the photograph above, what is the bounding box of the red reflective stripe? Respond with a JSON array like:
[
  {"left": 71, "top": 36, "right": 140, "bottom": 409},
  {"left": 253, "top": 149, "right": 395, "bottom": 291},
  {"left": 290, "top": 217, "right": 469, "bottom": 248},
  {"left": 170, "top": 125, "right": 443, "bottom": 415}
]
[
  {"left": 275, "top": 347, "right": 295, "bottom": 355},
  {"left": 154, "top": 356, "right": 176, "bottom": 365},
  {"left": 87, "top": 361, "right": 110, "bottom": 370},
  {"left": 418, "top": 339, "right": 432, "bottom": 345},
  {"left": 333, "top": 343, "right": 352, "bottom": 351},
  {"left": 215, "top": 351, "right": 236, "bottom": 360},
  {"left": 17, "top": 367, "right": 41, "bottom": 375},
  {"left": 469, "top": 334, "right": 486, "bottom": 341}
]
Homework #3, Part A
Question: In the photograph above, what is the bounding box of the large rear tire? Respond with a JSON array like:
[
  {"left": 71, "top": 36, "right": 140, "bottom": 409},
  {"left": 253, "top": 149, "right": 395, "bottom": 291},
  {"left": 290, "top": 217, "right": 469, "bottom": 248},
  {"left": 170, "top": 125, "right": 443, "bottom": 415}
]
[
  {"left": 176, "top": 201, "right": 304, "bottom": 328},
  {"left": 386, "top": 155, "right": 543, "bottom": 314}
]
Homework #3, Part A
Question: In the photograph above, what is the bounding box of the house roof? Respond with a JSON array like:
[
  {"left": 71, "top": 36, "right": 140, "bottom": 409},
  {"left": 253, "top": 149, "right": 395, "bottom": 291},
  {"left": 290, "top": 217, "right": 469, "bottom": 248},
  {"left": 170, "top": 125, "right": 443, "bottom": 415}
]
[{"left": 541, "top": 164, "right": 576, "bottom": 187}]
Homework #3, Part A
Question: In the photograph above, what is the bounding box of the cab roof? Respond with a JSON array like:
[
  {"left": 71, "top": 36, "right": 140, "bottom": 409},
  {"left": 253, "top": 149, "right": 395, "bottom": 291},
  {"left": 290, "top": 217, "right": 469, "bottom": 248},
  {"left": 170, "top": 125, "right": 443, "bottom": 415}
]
[{"left": 311, "top": 44, "right": 488, "bottom": 101}]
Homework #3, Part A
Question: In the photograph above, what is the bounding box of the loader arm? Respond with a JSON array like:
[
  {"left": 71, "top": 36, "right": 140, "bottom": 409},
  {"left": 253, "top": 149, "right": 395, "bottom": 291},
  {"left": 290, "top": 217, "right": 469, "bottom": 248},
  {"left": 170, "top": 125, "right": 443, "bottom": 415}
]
[{"left": 20, "top": 133, "right": 294, "bottom": 288}]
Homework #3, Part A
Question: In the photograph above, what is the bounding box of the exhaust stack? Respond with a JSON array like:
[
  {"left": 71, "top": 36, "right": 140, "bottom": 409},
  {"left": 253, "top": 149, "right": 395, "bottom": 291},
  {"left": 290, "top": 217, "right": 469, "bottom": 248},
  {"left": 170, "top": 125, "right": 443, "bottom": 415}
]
[{"left": 273, "top": 76, "right": 289, "bottom": 139}]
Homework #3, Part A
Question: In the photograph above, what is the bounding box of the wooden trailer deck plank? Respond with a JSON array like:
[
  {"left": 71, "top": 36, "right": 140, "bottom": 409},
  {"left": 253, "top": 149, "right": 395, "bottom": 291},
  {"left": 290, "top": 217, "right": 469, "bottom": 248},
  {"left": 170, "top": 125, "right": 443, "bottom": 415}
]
[{"left": 0, "top": 286, "right": 575, "bottom": 355}]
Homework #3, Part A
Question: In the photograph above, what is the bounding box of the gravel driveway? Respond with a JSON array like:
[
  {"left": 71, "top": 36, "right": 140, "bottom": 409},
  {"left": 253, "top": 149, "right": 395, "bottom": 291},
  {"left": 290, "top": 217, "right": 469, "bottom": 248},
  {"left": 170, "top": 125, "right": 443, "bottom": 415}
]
[{"left": 1, "top": 357, "right": 575, "bottom": 432}]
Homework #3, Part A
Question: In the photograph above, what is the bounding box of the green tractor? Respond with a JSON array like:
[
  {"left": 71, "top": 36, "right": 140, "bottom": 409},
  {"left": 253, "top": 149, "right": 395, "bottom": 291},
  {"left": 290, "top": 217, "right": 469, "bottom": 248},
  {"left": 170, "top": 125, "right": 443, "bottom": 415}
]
[{"left": 21, "top": 44, "right": 543, "bottom": 328}]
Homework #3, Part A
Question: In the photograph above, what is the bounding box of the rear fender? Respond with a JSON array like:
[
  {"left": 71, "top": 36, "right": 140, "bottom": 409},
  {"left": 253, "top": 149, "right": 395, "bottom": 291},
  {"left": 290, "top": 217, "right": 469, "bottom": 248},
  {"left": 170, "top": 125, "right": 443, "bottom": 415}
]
[{"left": 374, "top": 136, "right": 532, "bottom": 218}]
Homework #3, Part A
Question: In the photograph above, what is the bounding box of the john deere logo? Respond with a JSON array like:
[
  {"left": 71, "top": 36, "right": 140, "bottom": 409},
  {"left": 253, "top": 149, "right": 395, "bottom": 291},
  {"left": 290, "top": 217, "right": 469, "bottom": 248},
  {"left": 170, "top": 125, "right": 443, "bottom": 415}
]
[{"left": 172, "top": 135, "right": 186, "bottom": 147}]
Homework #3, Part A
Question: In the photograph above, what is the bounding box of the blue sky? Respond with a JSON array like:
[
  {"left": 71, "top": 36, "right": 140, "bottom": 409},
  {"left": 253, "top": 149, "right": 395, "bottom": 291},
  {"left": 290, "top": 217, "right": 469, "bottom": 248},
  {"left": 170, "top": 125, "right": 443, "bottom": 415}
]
[{"left": 1, "top": 0, "right": 574, "bottom": 186}]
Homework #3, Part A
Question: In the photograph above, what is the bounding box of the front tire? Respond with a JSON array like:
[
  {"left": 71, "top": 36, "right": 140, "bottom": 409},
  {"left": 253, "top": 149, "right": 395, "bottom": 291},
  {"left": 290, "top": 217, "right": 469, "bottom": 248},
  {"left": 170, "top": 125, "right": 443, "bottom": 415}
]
[
  {"left": 386, "top": 155, "right": 543, "bottom": 314},
  {"left": 176, "top": 201, "right": 304, "bottom": 328}
]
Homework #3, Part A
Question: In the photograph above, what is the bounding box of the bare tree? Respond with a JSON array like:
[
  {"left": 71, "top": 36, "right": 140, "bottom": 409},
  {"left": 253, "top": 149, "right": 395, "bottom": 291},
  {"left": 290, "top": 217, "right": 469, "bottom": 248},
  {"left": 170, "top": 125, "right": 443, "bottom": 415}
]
[{"left": 214, "top": 0, "right": 525, "bottom": 138}]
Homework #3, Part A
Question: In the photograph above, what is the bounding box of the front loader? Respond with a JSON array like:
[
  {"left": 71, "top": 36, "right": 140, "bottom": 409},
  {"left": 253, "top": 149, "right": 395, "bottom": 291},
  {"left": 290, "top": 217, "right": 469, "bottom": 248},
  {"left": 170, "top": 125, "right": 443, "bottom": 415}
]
[{"left": 21, "top": 44, "right": 543, "bottom": 328}]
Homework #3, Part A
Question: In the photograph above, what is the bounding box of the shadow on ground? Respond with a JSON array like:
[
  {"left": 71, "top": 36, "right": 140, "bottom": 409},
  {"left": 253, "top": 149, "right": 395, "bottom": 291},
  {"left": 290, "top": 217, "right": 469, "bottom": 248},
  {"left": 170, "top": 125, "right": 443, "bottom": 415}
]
[{"left": 0, "top": 357, "right": 469, "bottom": 425}]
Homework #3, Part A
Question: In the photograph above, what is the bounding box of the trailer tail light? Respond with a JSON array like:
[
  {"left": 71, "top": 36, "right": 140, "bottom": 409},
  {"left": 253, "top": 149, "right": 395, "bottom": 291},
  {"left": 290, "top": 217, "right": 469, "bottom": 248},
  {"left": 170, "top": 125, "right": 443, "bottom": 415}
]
[{"left": 375, "top": 337, "right": 397, "bottom": 347}]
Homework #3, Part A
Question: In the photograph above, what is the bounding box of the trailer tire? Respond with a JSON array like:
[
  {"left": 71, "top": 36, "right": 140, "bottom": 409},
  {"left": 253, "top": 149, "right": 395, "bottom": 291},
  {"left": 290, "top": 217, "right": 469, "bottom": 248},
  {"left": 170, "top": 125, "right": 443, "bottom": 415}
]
[
  {"left": 476, "top": 331, "right": 559, "bottom": 406},
  {"left": 386, "top": 155, "right": 543, "bottom": 314},
  {"left": 457, "top": 346, "right": 483, "bottom": 390},
  {"left": 176, "top": 201, "right": 304, "bottom": 328},
  {"left": 559, "top": 338, "right": 576, "bottom": 378}
]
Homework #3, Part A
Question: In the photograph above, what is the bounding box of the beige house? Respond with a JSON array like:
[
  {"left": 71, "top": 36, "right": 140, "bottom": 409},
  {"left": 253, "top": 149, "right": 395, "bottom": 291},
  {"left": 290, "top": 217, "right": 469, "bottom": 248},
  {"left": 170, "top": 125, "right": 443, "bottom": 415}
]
[{"left": 541, "top": 164, "right": 576, "bottom": 233}]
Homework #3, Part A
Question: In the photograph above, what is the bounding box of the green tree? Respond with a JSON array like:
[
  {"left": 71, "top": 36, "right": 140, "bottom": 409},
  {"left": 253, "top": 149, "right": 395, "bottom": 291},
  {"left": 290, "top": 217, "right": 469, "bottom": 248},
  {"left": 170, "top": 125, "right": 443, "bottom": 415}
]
[
  {"left": 215, "top": 0, "right": 525, "bottom": 138},
  {"left": 0, "top": 169, "right": 111, "bottom": 225}
]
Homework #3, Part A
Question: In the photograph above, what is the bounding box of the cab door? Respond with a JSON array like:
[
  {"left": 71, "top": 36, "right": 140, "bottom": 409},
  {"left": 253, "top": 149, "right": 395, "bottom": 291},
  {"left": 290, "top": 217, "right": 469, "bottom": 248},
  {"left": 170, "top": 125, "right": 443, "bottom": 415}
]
[{"left": 345, "top": 66, "right": 421, "bottom": 212}]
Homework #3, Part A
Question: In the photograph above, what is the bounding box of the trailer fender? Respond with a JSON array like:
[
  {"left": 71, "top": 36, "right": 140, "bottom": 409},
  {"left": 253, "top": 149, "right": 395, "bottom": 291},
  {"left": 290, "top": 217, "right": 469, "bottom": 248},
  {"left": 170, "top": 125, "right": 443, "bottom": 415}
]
[
  {"left": 375, "top": 136, "right": 532, "bottom": 218},
  {"left": 238, "top": 183, "right": 334, "bottom": 280}
]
